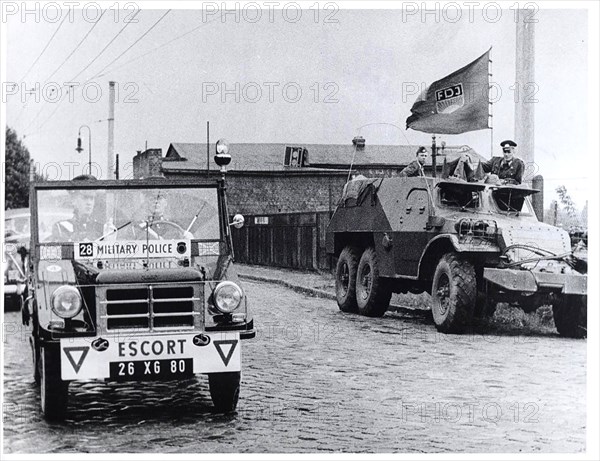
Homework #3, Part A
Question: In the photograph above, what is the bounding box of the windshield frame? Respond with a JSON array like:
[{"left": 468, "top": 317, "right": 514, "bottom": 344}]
[
  {"left": 435, "top": 184, "right": 484, "bottom": 211},
  {"left": 30, "top": 178, "right": 224, "bottom": 246},
  {"left": 490, "top": 186, "right": 537, "bottom": 217}
]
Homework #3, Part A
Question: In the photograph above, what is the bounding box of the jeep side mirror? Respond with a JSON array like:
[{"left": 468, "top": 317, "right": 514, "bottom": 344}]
[{"left": 229, "top": 214, "right": 245, "bottom": 229}]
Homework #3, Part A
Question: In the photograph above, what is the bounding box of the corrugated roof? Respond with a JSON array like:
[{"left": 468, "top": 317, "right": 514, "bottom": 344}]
[{"left": 163, "top": 142, "right": 485, "bottom": 172}]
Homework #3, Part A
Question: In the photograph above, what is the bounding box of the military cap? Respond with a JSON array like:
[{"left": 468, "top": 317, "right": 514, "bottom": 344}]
[
  {"left": 416, "top": 146, "right": 428, "bottom": 154},
  {"left": 500, "top": 140, "right": 517, "bottom": 148},
  {"left": 72, "top": 174, "right": 98, "bottom": 181}
]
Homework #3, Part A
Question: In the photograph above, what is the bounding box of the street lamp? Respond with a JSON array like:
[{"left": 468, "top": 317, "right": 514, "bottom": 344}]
[{"left": 75, "top": 125, "right": 92, "bottom": 175}]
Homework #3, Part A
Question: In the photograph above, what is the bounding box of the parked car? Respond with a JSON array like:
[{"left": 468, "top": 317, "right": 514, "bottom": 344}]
[{"left": 4, "top": 208, "right": 71, "bottom": 311}]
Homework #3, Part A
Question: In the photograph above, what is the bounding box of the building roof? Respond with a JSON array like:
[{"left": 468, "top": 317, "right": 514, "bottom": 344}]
[{"left": 163, "top": 142, "right": 485, "bottom": 173}]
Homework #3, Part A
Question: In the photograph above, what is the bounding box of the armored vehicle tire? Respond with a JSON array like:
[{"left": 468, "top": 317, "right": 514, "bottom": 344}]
[
  {"left": 431, "top": 253, "right": 476, "bottom": 333},
  {"left": 355, "top": 247, "right": 392, "bottom": 317},
  {"left": 336, "top": 246, "right": 360, "bottom": 313},
  {"left": 40, "top": 345, "right": 69, "bottom": 421},
  {"left": 552, "top": 295, "right": 587, "bottom": 339},
  {"left": 209, "top": 371, "right": 241, "bottom": 413}
]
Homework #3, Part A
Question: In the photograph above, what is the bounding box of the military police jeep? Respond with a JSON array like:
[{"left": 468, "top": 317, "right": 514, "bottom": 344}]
[
  {"left": 23, "top": 152, "right": 254, "bottom": 420},
  {"left": 326, "top": 177, "right": 587, "bottom": 338}
]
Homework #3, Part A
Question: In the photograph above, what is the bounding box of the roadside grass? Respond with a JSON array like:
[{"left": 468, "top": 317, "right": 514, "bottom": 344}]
[{"left": 388, "top": 292, "right": 558, "bottom": 336}]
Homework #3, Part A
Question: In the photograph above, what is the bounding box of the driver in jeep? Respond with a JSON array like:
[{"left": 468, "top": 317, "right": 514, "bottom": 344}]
[{"left": 132, "top": 192, "right": 194, "bottom": 240}]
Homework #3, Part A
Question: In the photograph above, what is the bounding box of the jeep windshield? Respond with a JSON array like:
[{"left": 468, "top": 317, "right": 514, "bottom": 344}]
[{"left": 36, "top": 184, "right": 220, "bottom": 244}]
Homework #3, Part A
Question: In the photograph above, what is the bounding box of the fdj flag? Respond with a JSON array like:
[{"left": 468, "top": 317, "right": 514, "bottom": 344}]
[{"left": 406, "top": 49, "right": 491, "bottom": 134}]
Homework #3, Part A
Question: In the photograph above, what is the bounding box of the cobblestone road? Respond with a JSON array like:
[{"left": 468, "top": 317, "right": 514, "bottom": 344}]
[{"left": 3, "top": 280, "right": 586, "bottom": 453}]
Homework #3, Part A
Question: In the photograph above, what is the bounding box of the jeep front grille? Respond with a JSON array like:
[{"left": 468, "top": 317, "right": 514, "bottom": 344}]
[{"left": 97, "top": 282, "right": 203, "bottom": 332}]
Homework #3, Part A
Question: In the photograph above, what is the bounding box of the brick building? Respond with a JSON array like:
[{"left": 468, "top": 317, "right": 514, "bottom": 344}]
[
  {"left": 132, "top": 141, "right": 484, "bottom": 270},
  {"left": 133, "top": 141, "right": 484, "bottom": 216}
]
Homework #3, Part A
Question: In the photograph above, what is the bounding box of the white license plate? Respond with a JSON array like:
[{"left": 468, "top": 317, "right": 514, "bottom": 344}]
[{"left": 60, "top": 332, "right": 240, "bottom": 380}]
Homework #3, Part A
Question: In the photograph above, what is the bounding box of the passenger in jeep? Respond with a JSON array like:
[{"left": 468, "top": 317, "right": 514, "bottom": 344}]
[{"left": 51, "top": 183, "right": 103, "bottom": 242}]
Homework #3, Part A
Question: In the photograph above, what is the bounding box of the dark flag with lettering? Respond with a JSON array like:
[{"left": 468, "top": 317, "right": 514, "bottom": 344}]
[{"left": 406, "top": 49, "right": 491, "bottom": 134}]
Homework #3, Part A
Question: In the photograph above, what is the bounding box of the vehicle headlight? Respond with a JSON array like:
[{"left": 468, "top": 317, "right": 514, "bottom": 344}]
[
  {"left": 213, "top": 281, "right": 243, "bottom": 313},
  {"left": 51, "top": 285, "right": 83, "bottom": 318}
]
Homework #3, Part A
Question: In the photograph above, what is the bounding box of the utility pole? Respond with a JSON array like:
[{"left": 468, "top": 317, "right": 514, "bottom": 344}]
[
  {"left": 108, "top": 81, "right": 116, "bottom": 179},
  {"left": 515, "top": 13, "right": 535, "bottom": 168}
]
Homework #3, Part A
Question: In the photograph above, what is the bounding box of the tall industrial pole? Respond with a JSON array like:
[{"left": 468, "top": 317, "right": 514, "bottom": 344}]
[
  {"left": 108, "top": 81, "right": 116, "bottom": 179},
  {"left": 515, "top": 14, "right": 535, "bottom": 168}
]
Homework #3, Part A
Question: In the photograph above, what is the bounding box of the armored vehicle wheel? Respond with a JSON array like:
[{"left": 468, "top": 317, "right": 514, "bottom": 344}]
[
  {"left": 209, "top": 371, "right": 240, "bottom": 413},
  {"left": 431, "top": 253, "right": 476, "bottom": 333},
  {"left": 40, "top": 346, "right": 69, "bottom": 421},
  {"left": 335, "top": 246, "right": 360, "bottom": 313},
  {"left": 552, "top": 295, "right": 587, "bottom": 339},
  {"left": 355, "top": 247, "right": 391, "bottom": 317}
]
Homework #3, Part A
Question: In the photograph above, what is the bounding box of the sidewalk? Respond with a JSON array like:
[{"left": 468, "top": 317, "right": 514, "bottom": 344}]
[{"left": 236, "top": 263, "right": 430, "bottom": 311}]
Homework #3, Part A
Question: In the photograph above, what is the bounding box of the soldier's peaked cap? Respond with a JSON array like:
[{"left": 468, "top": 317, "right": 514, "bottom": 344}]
[{"left": 500, "top": 140, "right": 517, "bottom": 147}]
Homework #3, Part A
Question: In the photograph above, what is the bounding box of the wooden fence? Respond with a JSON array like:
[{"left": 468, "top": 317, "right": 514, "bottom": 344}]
[{"left": 231, "top": 212, "right": 333, "bottom": 271}]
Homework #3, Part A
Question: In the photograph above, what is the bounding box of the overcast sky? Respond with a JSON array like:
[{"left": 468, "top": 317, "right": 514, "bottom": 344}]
[{"left": 2, "top": 1, "right": 598, "bottom": 208}]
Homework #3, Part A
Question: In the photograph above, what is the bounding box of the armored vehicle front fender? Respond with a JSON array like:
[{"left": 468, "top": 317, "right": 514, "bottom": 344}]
[{"left": 417, "top": 235, "right": 500, "bottom": 281}]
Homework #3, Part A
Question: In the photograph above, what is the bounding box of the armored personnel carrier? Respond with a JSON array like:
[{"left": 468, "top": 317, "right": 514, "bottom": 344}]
[{"left": 326, "top": 176, "right": 587, "bottom": 338}]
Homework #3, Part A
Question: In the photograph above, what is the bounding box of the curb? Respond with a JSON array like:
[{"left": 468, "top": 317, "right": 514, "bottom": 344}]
[
  {"left": 238, "top": 273, "right": 336, "bottom": 301},
  {"left": 238, "top": 272, "right": 424, "bottom": 316}
]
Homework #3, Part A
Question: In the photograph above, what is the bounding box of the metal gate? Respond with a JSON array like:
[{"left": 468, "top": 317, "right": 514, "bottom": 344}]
[{"left": 231, "top": 212, "right": 332, "bottom": 271}]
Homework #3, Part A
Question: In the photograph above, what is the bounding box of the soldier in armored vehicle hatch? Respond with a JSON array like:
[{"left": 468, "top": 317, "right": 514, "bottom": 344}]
[
  {"left": 480, "top": 140, "right": 525, "bottom": 184},
  {"left": 399, "top": 146, "right": 428, "bottom": 177}
]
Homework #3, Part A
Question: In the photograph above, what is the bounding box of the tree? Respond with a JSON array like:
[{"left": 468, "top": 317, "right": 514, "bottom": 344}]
[{"left": 5, "top": 126, "right": 36, "bottom": 209}]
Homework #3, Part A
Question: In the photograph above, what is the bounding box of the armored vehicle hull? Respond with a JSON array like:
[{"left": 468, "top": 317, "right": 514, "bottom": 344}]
[{"left": 326, "top": 177, "right": 587, "bottom": 338}]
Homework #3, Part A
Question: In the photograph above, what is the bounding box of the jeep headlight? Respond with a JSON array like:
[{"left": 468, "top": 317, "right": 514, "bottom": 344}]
[
  {"left": 213, "top": 281, "right": 243, "bottom": 313},
  {"left": 51, "top": 285, "right": 83, "bottom": 318}
]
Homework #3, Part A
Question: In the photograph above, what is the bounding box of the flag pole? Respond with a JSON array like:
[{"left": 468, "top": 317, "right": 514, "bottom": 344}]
[
  {"left": 431, "top": 134, "right": 437, "bottom": 178},
  {"left": 489, "top": 47, "right": 494, "bottom": 157}
]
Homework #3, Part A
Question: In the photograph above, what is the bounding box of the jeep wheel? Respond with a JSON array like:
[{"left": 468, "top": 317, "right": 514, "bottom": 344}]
[
  {"left": 208, "top": 371, "right": 240, "bottom": 413},
  {"left": 40, "top": 346, "right": 69, "bottom": 421},
  {"left": 431, "top": 253, "right": 476, "bottom": 333},
  {"left": 30, "top": 336, "right": 41, "bottom": 385},
  {"left": 355, "top": 247, "right": 391, "bottom": 317},
  {"left": 552, "top": 295, "right": 587, "bottom": 339},
  {"left": 335, "top": 246, "right": 360, "bottom": 313}
]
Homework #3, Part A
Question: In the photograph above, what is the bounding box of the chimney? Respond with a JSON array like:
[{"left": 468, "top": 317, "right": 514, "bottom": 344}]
[{"left": 352, "top": 136, "right": 366, "bottom": 148}]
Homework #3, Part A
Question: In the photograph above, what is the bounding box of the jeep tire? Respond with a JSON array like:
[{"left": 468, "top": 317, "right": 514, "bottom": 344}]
[
  {"left": 209, "top": 371, "right": 241, "bottom": 413},
  {"left": 355, "top": 247, "right": 391, "bottom": 317},
  {"left": 552, "top": 294, "right": 587, "bottom": 339},
  {"left": 431, "top": 253, "right": 476, "bottom": 333},
  {"left": 40, "top": 345, "right": 69, "bottom": 421},
  {"left": 30, "top": 335, "right": 41, "bottom": 385},
  {"left": 335, "top": 246, "right": 360, "bottom": 313}
]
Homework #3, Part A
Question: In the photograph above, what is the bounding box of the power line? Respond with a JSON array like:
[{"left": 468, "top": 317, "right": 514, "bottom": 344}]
[
  {"left": 70, "top": 9, "right": 141, "bottom": 83},
  {"left": 45, "top": 10, "right": 107, "bottom": 82},
  {"left": 86, "top": 10, "right": 172, "bottom": 83},
  {"left": 23, "top": 9, "right": 141, "bottom": 135},
  {"left": 93, "top": 11, "right": 221, "bottom": 79},
  {"left": 20, "top": 13, "right": 69, "bottom": 82},
  {"left": 26, "top": 10, "right": 171, "bottom": 137},
  {"left": 15, "top": 11, "right": 107, "bottom": 127}
]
